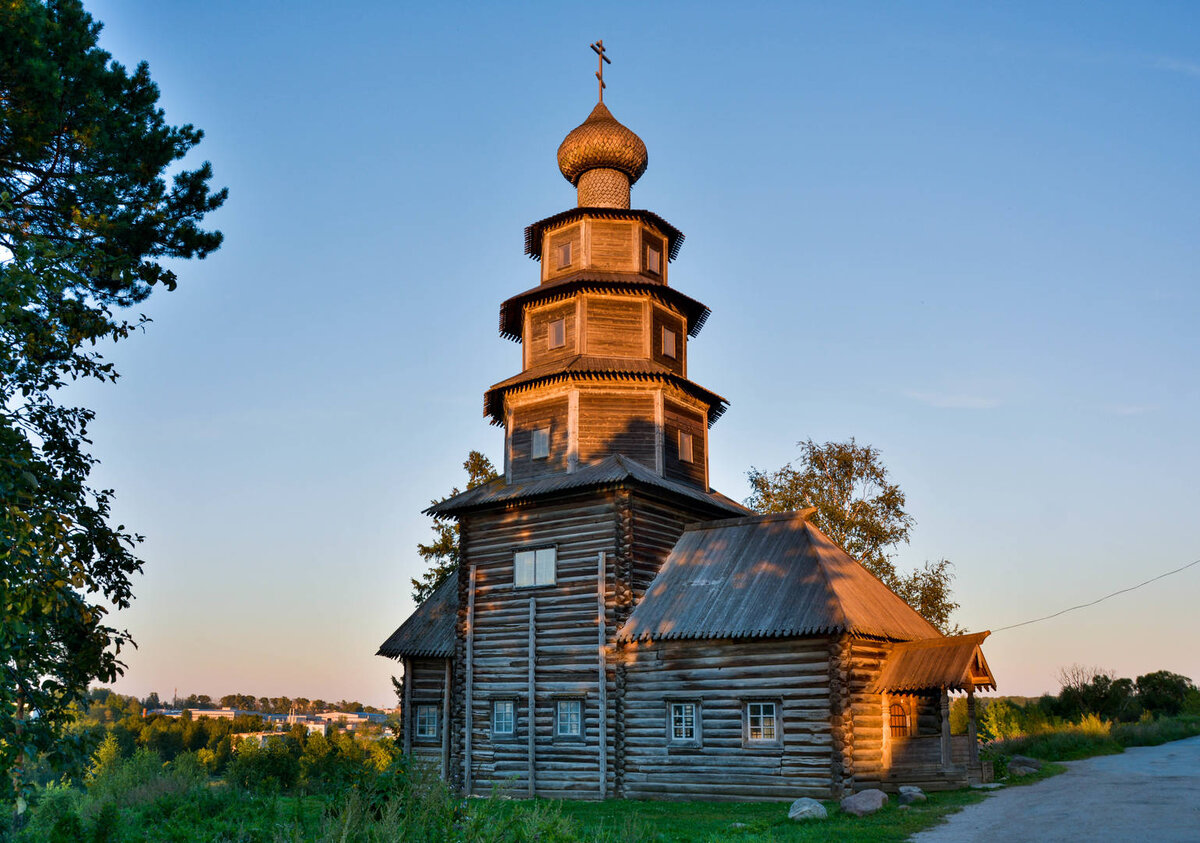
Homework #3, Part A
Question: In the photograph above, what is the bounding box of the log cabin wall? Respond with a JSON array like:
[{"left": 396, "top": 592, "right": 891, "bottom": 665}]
[
  {"left": 457, "top": 492, "right": 620, "bottom": 799},
  {"left": 619, "top": 636, "right": 836, "bottom": 801},
  {"left": 407, "top": 657, "right": 451, "bottom": 775},
  {"left": 846, "top": 637, "right": 893, "bottom": 791}
]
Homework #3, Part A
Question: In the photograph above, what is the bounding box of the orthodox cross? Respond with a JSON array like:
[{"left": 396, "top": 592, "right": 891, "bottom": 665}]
[{"left": 591, "top": 40, "right": 611, "bottom": 102}]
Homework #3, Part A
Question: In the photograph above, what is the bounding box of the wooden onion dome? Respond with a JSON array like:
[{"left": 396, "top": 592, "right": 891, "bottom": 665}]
[{"left": 557, "top": 102, "right": 648, "bottom": 209}]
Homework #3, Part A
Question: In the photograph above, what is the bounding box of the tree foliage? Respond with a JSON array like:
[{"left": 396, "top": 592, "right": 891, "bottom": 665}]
[
  {"left": 746, "top": 438, "right": 961, "bottom": 633},
  {"left": 411, "top": 451, "right": 498, "bottom": 604},
  {"left": 0, "top": 0, "right": 225, "bottom": 807}
]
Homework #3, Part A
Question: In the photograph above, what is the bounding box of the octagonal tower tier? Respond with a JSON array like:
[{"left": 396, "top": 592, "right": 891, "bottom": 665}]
[{"left": 486, "top": 102, "right": 727, "bottom": 491}]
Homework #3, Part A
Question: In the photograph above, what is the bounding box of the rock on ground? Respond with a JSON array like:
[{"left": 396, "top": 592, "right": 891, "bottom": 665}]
[
  {"left": 899, "top": 785, "right": 927, "bottom": 804},
  {"left": 788, "top": 797, "right": 828, "bottom": 821},
  {"left": 840, "top": 788, "right": 889, "bottom": 817}
]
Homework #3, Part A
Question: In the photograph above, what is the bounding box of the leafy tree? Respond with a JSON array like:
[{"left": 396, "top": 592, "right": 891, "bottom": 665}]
[
  {"left": 411, "top": 451, "right": 498, "bottom": 603},
  {"left": 1, "top": 0, "right": 225, "bottom": 807},
  {"left": 1136, "top": 670, "right": 1195, "bottom": 717},
  {"left": 746, "top": 438, "right": 961, "bottom": 633}
]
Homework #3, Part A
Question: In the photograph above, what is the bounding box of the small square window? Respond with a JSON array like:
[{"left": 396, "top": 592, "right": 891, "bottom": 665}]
[
  {"left": 493, "top": 700, "right": 516, "bottom": 736},
  {"left": 548, "top": 318, "right": 566, "bottom": 350},
  {"left": 415, "top": 705, "right": 438, "bottom": 739},
  {"left": 555, "top": 699, "right": 582, "bottom": 738},
  {"left": 745, "top": 701, "right": 778, "bottom": 743},
  {"left": 669, "top": 701, "right": 699, "bottom": 744},
  {"left": 531, "top": 426, "right": 550, "bottom": 459},
  {"left": 556, "top": 242, "right": 572, "bottom": 269},
  {"left": 644, "top": 243, "right": 661, "bottom": 275},
  {"left": 662, "top": 327, "right": 677, "bottom": 359},
  {"left": 514, "top": 547, "right": 556, "bottom": 588},
  {"left": 678, "top": 431, "right": 694, "bottom": 463}
]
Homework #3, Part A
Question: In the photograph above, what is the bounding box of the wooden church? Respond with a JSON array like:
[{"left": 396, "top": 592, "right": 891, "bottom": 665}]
[{"left": 379, "top": 48, "right": 996, "bottom": 801}]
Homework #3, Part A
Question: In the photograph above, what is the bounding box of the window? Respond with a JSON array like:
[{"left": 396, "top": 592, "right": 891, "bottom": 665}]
[
  {"left": 415, "top": 704, "right": 438, "bottom": 739},
  {"left": 644, "top": 242, "right": 661, "bottom": 275},
  {"left": 889, "top": 702, "right": 909, "bottom": 738},
  {"left": 531, "top": 426, "right": 550, "bottom": 459},
  {"left": 555, "top": 699, "right": 582, "bottom": 738},
  {"left": 745, "top": 701, "right": 779, "bottom": 744},
  {"left": 661, "top": 327, "right": 677, "bottom": 359},
  {"left": 548, "top": 318, "right": 566, "bottom": 350},
  {"left": 493, "top": 700, "right": 516, "bottom": 736},
  {"left": 556, "top": 242, "right": 572, "bottom": 269},
  {"left": 514, "top": 547, "right": 556, "bottom": 588},
  {"left": 669, "top": 701, "right": 700, "bottom": 745},
  {"left": 677, "top": 430, "right": 694, "bottom": 463}
]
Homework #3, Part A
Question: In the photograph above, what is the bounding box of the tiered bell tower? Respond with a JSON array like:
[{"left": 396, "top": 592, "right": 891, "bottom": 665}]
[{"left": 487, "top": 66, "right": 726, "bottom": 491}]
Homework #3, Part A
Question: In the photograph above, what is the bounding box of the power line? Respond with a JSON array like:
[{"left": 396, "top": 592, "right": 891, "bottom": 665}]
[{"left": 991, "top": 557, "right": 1200, "bottom": 633}]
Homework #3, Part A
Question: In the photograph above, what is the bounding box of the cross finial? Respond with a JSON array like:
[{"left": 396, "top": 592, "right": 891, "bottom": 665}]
[{"left": 591, "top": 40, "right": 611, "bottom": 102}]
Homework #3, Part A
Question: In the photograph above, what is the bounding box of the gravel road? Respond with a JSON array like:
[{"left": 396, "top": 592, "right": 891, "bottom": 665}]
[{"left": 909, "top": 735, "right": 1200, "bottom": 842}]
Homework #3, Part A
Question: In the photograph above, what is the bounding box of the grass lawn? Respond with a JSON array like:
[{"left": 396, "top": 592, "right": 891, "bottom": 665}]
[{"left": 549, "top": 789, "right": 987, "bottom": 842}]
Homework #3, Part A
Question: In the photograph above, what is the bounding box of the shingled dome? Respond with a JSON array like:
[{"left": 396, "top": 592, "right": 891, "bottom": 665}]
[{"left": 557, "top": 102, "right": 648, "bottom": 208}]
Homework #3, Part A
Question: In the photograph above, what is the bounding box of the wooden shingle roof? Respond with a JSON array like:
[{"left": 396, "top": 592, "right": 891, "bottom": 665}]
[
  {"left": 870, "top": 631, "right": 996, "bottom": 695},
  {"left": 617, "top": 511, "right": 942, "bottom": 644},
  {"left": 376, "top": 570, "right": 458, "bottom": 660},
  {"left": 426, "top": 453, "right": 748, "bottom": 518}
]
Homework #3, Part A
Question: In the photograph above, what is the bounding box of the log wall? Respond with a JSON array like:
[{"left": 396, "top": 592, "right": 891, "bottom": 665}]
[
  {"left": 407, "top": 657, "right": 451, "bottom": 775},
  {"left": 526, "top": 300, "right": 577, "bottom": 368},
  {"left": 620, "top": 636, "right": 836, "bottom": 801},
  {"left": 663, "top": 399, "right": 707, "bottom": 488},
  {"left": 510, "top": 397, "right": 569, "bottom": 482},
  {"left": 577, "top": 392, "right": 656, "bottom": 470}
]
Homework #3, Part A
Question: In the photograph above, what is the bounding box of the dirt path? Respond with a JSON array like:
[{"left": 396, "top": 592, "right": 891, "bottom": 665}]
[{"left": 909, "top": 735, "right": 1200, "bottom": 842}]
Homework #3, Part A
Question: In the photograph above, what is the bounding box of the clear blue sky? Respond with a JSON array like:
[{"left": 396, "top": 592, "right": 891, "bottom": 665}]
[{"left": 78, "top": 1, "right": 1198, "bottom": 706}]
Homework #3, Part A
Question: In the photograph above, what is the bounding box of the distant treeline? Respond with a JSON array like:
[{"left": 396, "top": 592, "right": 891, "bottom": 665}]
[{"left": 90, "top": 688, "right": 384, "bottom": 715}]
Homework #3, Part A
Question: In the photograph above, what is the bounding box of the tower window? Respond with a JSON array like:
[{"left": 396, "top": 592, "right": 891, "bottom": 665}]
[
  {"left": 556, "top": 242, "right": 572, "bottom": 269},
  {"left": 662, "top": 327, "right": 677, "bottom": 359},
  {"left": 531, "top": 426, "right": 550, "bottom": 459},
  {"left": 548, "top": 318, "right": 566, "bottom": 350},
  {"left": 514, "top": 547, "right": 556, "bottom": 588},
  {"left": 644, "top": 242, "right": 661, "bottom": 275},
  {"left": 678, "top": 431, "right": 694, "bottom": 463}
]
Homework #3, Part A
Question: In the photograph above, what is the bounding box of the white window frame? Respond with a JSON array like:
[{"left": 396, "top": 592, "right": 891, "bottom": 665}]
[
  {"left": 667, "top": 700, "right": 700, "bottom": 746},
  {"left": 492, "top": 699, "right": 516, "bottom": 737},
  {"left": 555, "top": 698, "right": 583, "bottom": 739},
  {"left": 662, "top": 327, "right": 677, "bottom": 359},
  {"left": 743, "top": 700, "right": 780, "bottom": 746},
  {"left": 531, "top": 426, "right": 550, "bottom": 460},
  {"left": 514, "top": 547, "right": 556, "bottom": 588},
  {"left": 556, "top": 242, "right": 572, "bottom": 269},
  {"left": 548, "top": 318, "right": 566, "bottom": 350},
  {"left": 415, "top": 704, "right": 439, "bottom": 740},
  {"left": 678, "top": 430, "right": 694, "bottom": 463}
]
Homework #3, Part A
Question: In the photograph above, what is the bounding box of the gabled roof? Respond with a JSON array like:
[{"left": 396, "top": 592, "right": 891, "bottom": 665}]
[
  {"left": 482, "top": 355, "right": 728, "bottom": 426},
  {"left": 870, "top": 631, "right": 996, "bottom": 695},
  {"left": 524, "top": 208, "right": 684, "bottom": 262},
  {"left": 376, "top": 570, "right": 458, "bottom": 660},
  {"left": 617, "top": 511, "right": 942, "bottom": 644},
  {"left": 426, "top": 453, "right": 749, "bottom": 518},
  {"left": 497, "top": 273, "right": 711, "bottom": 342}
]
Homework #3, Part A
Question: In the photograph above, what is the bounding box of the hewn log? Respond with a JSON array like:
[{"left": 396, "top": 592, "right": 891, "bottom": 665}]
[
  {"left": 528, "top": 596, "right": 537, "bottom": 797},
  {"left": 940, "top": 688, "right": 952, "bottom": 771}
]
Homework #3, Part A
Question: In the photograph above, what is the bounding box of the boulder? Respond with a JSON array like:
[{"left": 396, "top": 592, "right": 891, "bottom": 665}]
[
  {"left": 898, "top": 785, "right": 927, "bottom": 805},
  {"left": 1008, "top": 763, "right": 1039, "bottom": 777},
  {"left": 788, "top": 797, "right": 828, "bottom": 821},
  {"left": 1010, "top": 755, "right": 1043, "bottom": 771},
  {"left": 840, "top": 788, "right": 888, "bottom": 817}
]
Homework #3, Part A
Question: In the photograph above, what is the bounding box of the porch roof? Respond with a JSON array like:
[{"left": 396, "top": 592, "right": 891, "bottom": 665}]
[{"left": 870, "top": 631, "right": 997, "bottom": 695}]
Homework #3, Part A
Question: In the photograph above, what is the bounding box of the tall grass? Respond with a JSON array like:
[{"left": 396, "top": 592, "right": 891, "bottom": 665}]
[{"left": 985, "top": 712, "right": 1200, "bottom": 768}]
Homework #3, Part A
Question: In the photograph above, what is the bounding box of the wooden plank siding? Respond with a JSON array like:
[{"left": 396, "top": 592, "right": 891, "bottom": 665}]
[
  {"left": 577, "top": 392, "right": 656, "bottom": 471},
  {"left": 543, "top": 224, "right": 583, "bottom": 284},
  {"left": 663, "top": 399, "right": 707, "bottom": 488},
  {"left": 408, "top": 657, "right": 451, "bottom": 775},
  {"left": 584, "top": 296, "right": 645, "bottom": 357},
  {"left": 587, "top": 221, "right": 637, "bottom": 272},
  {"left": 525, "top": 301, "right": 577, "bottom": 369},
  {"left": 620, "top": 637, "right": 836, "bottom": 801},
  {"left": 509, "top": 397, "right": 569, "bottom": 482},
  {"left": 650, "top": 305, "right": 686, "bottom": 377}
]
